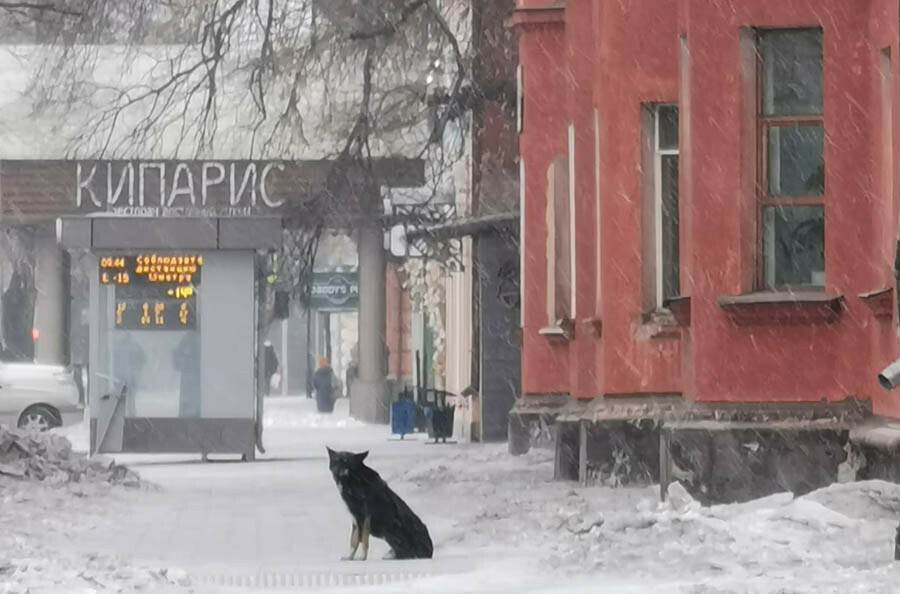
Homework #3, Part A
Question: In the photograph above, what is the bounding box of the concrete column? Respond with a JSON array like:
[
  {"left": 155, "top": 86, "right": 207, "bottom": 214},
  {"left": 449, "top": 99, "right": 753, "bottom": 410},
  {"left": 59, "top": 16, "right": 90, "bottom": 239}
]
[
  {"left": 351, "top": 221, "right": 389, "bottom": 423},
  {"left": 33, "top": 229, "right": 66, "bottom": 364}
]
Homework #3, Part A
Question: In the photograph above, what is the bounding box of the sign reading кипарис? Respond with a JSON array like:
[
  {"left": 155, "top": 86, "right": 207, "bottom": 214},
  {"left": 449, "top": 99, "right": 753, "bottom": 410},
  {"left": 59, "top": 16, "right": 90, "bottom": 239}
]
[
  {"left": 74, "top": 160, "right": 310, "bottom": 217},
  {"left": 0, "top": 159, "right": 425, "bottom": 221}
]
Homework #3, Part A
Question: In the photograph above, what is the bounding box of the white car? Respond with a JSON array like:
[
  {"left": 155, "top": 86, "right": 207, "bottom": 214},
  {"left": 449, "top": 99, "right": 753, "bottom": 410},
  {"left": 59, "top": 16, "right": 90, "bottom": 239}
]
[{"left": 0, "top": 361, "right": 84, "bottom": 431}]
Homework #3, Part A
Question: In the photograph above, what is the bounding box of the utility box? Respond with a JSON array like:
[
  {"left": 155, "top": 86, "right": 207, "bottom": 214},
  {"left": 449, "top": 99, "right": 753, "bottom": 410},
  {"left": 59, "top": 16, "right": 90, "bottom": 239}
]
[{"left": 58, "top": 216, "right": 281, "bottom": 460}]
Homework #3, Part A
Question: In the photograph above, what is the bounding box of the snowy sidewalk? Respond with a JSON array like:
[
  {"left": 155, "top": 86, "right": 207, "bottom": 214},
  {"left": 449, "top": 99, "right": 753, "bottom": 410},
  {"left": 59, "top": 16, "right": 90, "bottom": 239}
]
[
  {"left": 13, "top": 397, "right": 900, "bottom": 594},
  {"left": 49, "top": 398, "right": 483, "bottom": 590}
]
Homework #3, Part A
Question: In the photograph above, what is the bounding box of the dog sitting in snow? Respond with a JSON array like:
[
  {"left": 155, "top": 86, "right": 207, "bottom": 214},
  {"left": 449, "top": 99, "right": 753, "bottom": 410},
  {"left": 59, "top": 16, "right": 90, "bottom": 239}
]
[{"left": 326, "top": 447, "right": 433, "bottom": 560}]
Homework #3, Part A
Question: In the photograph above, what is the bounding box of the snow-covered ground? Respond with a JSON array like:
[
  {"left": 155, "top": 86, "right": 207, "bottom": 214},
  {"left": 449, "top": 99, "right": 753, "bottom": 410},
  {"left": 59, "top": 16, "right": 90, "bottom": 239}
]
[
  {"left": 0, "top": 444, "right": 193, "bottom": 594},
  {"left": 4, "top": 397, "right": 900, "bottom": 593}
]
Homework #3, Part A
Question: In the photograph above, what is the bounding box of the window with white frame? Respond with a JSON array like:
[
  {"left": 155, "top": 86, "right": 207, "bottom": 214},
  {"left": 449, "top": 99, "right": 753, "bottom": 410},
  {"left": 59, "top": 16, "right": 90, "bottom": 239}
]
[{"left": 653, "top": 104, "right": 680, "bottom": 308}]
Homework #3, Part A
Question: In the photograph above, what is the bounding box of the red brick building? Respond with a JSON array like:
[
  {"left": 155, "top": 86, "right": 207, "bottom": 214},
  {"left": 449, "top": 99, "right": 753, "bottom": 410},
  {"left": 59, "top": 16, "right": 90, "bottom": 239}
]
[{"left": 512, "top": 0, "right": 900, "bottom": 501}]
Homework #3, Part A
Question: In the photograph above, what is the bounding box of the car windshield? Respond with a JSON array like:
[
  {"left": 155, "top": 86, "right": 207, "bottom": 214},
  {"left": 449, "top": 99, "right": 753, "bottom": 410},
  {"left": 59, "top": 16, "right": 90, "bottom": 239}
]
[{"left": 0, "top": 3, "right": 897, "bottom": 594}]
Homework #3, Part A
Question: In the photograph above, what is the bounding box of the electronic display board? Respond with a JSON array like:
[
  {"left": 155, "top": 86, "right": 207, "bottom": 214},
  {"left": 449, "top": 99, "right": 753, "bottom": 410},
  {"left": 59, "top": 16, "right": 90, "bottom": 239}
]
[{"left": 100, "top": 254, "right": 201, "bottom": 330}]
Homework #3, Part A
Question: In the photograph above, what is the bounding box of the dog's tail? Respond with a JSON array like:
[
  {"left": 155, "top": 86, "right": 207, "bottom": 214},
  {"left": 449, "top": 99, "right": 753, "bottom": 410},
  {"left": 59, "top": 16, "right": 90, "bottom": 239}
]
[{"left": 393, "top": 522, "right": 434, "bottom": 559}]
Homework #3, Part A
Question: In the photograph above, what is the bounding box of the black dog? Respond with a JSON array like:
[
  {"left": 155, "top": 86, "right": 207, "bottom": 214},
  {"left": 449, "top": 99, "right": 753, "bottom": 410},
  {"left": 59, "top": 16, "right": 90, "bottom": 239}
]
[{"left": 326, "top": 448, "right": 433, "bottom": 560}]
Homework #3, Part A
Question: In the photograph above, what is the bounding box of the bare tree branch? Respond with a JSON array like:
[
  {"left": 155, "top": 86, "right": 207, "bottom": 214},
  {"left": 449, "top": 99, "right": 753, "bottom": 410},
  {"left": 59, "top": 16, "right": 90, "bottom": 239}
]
[
  {"left": 0, "top": 2, "right": 81, "bottom": 18},
  {"left": 348, "top": 0, "right": 427, "bottom": 40},
  {"left": 21, "top": 0, "right": 473, "bottom": 241}
]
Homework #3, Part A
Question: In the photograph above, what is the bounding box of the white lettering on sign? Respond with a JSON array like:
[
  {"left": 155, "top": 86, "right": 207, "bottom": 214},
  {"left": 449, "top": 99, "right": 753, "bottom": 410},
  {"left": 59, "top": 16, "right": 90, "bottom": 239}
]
[
  {"left": 107, "top": 162, "right": 134, "bottom": 206},
  {"left": 311, "top": 277, "right": 359, "bottom": 307},
  {"left": 168, "top": 163, "right": 195, "bottom": 206},
  {"left": 138, "top": 162, "right": 165, "bottom": 207},
  {"left": 76, "top": 163, "right": 101, "bottom": 208},
  {"left": 201, "top": 162, "right": 225, "bottom": 206},
  {"left": 111, "top": 206, "right": 161, "bottom": 216},
  {"left": 76, "top": 161, "right": 287, "bottom": 213},
  {"left": 312, "top": 286, "right": 350, "bottom": 296},
  {"left": 230, "top": 162, "right": 257, "bottom": 206},
  {"left": 260, "top": 162, "right": 285, "bottom": 208}
]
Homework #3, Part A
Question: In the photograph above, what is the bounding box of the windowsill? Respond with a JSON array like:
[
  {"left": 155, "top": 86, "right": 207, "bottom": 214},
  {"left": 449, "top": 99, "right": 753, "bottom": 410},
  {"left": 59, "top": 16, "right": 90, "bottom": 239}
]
[
  {"left": 510, "top": 2, "right": 565, "bottom": 27},
  {"left": 640, "top": 310, "right": 681, "bottom": 339},
  {"left": 717, "top": 290, "right": 844, "bottom": 325},
  {"left": 539, "top": 318, "right": 574, "bottom": 341},
  {"left": 859, "top": 288, "right": 894, "bottom": 318},
  {"left": 662, "top": 295, "right": 691, "bottom": 327}
]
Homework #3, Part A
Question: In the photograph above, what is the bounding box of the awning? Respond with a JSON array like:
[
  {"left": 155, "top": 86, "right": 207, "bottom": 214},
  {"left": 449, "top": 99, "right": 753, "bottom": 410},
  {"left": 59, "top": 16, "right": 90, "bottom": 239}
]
[{"left": 405, "top": 212, "right": 518, "bottom": 241}]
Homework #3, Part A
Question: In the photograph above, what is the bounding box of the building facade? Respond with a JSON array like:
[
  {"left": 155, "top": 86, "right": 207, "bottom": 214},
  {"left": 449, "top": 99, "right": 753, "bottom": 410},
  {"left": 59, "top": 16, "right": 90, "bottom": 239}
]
[
  {"left": 513, "top": 0, "right": 900, "bottom": 501},
  {"left": 439, "top": 0, "right": 521, "bottom": 442}
]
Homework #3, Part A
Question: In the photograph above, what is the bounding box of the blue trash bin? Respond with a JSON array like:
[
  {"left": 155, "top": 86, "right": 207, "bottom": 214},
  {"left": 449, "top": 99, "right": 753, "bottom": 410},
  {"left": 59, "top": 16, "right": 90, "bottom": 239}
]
[{"left": 391, "top": 399, "right": 417, "bottom": 439}]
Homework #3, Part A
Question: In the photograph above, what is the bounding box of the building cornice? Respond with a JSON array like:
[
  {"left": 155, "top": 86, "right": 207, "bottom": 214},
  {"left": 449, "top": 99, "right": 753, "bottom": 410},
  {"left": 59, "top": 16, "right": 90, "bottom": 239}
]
[{"left": 510, "top": 2, "right": 565, "bottom": 28}]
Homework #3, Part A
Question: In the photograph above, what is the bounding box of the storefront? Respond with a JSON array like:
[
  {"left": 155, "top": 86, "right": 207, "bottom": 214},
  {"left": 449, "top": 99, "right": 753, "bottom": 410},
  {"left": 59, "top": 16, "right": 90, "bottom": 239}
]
[
  {"left": 17, "top": 157, "right": 425, "bottom": 457},
  {"left": 310, "top": 270, "right": 359, "bottom": 398}
]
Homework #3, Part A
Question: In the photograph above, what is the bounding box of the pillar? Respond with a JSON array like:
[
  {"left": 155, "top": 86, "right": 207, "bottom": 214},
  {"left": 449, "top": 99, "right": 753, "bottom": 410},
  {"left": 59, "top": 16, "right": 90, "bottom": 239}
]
[
  {"left": 33, "top": 227, "right": 66, "bottom": 364},
  {"left": 351, "top": 221, "right": 390, "bottom": 423},
  {"left": 281, "top": 317, "right": 289, "bottom": 396}
]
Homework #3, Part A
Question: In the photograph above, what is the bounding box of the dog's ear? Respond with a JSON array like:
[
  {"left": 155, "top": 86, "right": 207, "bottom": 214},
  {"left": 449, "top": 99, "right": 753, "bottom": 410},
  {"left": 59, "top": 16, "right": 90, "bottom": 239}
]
[{"left": 353, "top": 451, "right": 369, "bottom": 464}]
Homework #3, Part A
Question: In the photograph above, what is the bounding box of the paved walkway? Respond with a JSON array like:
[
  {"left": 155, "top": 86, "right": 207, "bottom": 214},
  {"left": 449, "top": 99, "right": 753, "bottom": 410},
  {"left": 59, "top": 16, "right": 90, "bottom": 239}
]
[{"left": 54, "top": 398, "right": 474, "bottom": 589}]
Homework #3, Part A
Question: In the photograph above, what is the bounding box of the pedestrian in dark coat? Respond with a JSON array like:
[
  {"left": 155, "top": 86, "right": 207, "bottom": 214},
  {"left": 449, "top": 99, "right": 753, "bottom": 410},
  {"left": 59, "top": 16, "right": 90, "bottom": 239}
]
[
  {"left": 313, "top": 356, "right": 337, "bottom": 413},
  {"left": 263, "top": 340, "right": 279, "bottom": 396}
]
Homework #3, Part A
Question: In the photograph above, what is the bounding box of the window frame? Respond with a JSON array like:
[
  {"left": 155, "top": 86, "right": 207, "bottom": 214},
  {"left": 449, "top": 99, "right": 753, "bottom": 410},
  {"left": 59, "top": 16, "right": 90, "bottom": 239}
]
[
  {"left": 545, "top": 155, "right": 571, "bottom": 326},
  {"left": 756, "top": 27, "right": 825, "bottom": 290},
  {"left": 653, "top": 103, "right": 680, "bottom": 310}
]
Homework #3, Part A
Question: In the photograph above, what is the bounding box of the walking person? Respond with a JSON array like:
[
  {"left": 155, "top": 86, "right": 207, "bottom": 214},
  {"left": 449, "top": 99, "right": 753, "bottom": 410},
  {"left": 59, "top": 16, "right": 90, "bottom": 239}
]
[
  {"left": 174, "top": 332, "right": 201, "bottom": 418},
  {"left": 345, "top": 343, "right": 359, "bottom": 402},
  {"left": 313, "top": 356, "right": 339, "bottom": 413},
  {"left": 263, "top": 339, "right": 280, "bottom": 397},
  {"left": 306, "top": 354, "right": 315, "bottom": 399},
  {"left": 114, "top": 332, "right": 146, "bottom": 417}
]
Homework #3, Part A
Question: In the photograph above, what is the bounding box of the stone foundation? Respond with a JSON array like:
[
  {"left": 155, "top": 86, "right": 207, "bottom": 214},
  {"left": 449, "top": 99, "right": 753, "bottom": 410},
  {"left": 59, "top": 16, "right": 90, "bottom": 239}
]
[
  {"left": 508, "top": 412, "right": 556, "bottom": 456},
  {"left": 554, "top": 419, "right": 660, "bottom": 486},
  {"left": 662, "top": 422, "right": 848, "bottom": 505},
  {"left": 513, "top": 394, "right": 873, "bottom": 504},
  {"left": 850, "top": 419, "right": 900, "bottom": 482},
  {"left": 508, "top": 394, "right": 567, "bottom": 456}
]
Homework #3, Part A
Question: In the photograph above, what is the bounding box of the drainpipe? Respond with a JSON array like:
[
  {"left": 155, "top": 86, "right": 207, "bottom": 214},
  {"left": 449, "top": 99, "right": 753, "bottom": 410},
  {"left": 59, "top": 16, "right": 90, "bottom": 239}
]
[{"left": 878, "top": 206, "right": 900, "bottom": 390}]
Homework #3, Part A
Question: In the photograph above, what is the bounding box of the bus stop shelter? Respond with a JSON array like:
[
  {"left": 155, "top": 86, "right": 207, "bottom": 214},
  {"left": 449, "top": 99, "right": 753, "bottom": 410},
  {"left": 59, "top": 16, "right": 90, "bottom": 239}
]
[{"left": 58, "top": 215, "right": 280, "bottom": 460}]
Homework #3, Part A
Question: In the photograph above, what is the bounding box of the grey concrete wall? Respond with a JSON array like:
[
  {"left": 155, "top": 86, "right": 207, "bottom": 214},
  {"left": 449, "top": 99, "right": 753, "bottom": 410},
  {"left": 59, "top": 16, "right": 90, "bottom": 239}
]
[
  {"left": 89, "top": 254, "right": 103, "bottom": 420},
  {"left": 266, "top": 301, "right": 310, "bottom": 396},
  {"left": 33, "top": 227, "right": 66, "bottom": 364},
  {"left": 201, "top": 250, "right": 255, "bottom": 418},
  {"left": 352, "top": 223, "right": 389, "bottom": 423},
  {"left": 477, "top": 232, "right": 521, "bottom": 442},
  {"left": 68, "top": 252, "right": 91, "bottom": 366}
]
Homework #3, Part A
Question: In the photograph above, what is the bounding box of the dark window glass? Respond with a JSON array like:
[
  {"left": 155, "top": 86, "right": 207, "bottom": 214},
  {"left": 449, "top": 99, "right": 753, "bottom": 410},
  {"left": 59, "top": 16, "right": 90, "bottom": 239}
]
[
  {"left": 762, "top": 205, "right": 825, "bottom": 287},
  {"left": 660, "top": 154, "right": 679, "bottom": 300},
  {"left": 761, "top": 29, "right": 823, "bottom": 116},
  {"left": 657, "top": 105, "right": 679, "bottom": 150},
  {"left": 767, "top": 124, "right": 824, "bottom": 197}
]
